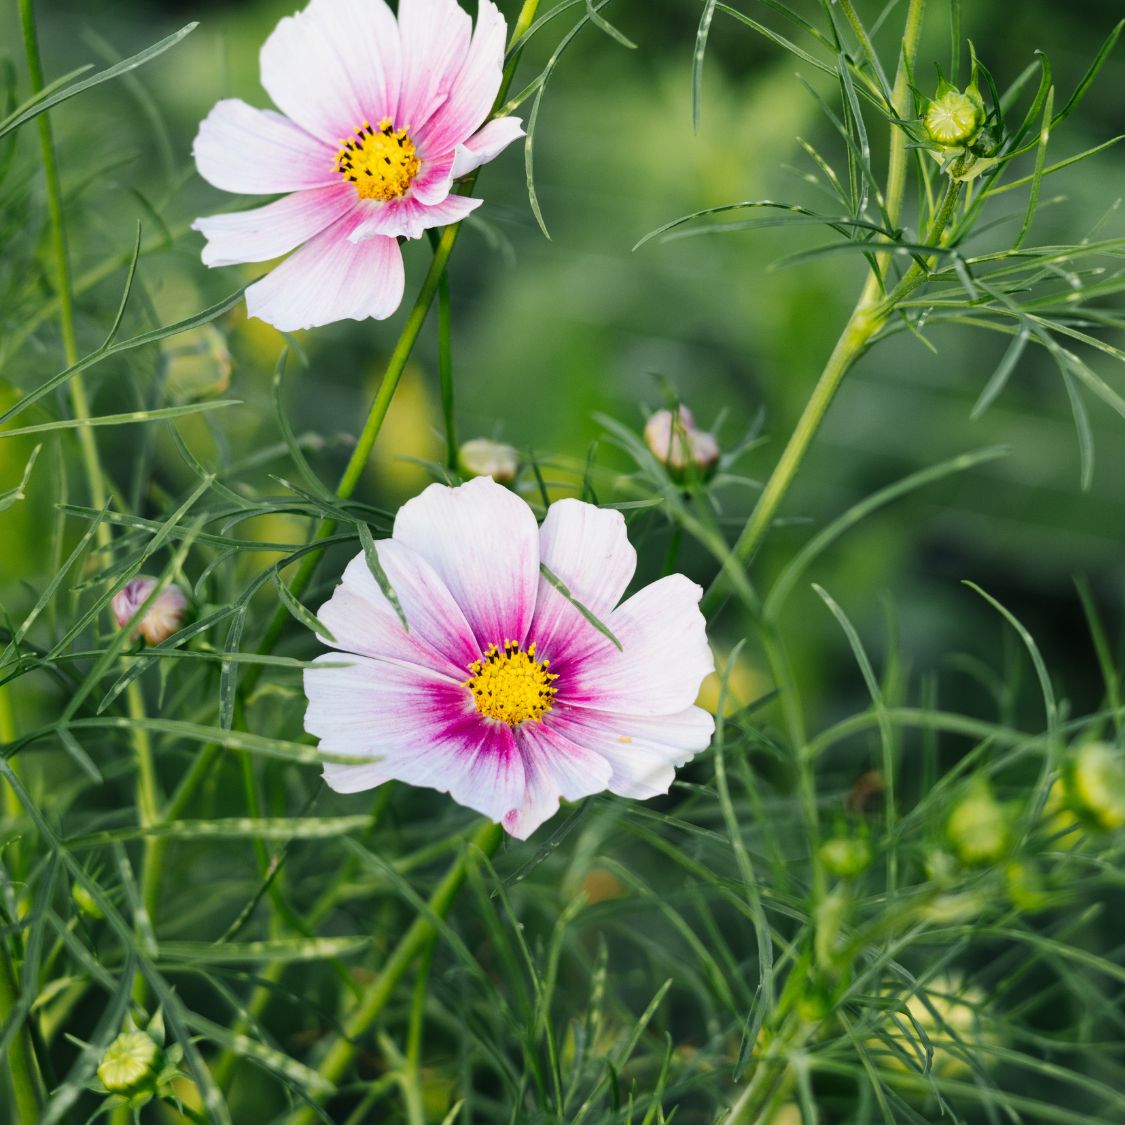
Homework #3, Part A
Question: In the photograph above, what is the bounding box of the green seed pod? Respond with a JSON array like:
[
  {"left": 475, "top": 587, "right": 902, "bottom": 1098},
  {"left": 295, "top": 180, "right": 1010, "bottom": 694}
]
[
  {"left": 1068, "top": 742, "right": 1125, "bottom": 831},
  {"left": 924, "top": 84, "right": 985, "bottom": 149},
  {"left": 818, "top": 835, "right": 873, "bottom": 879},
  {"left": 72, "top": 881, "right": 104, "bottom": 919},
  {"left": 946, "top": 782, "right": 1010, "bottom": 866},
  {"left": 97, "top": 1029, "right": 163, "bottom": 1095}
]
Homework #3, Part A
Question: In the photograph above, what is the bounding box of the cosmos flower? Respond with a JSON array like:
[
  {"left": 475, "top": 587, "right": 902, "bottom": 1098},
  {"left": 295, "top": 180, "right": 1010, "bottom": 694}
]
[
  {"left": 192, "top": 0, "right": 524, "bottom": 331},
  {"left": 304, "top": 476, "right": 715, "bottom": 839},
  {"left": 111, "top": 578, "right": 189, "bottom": 645}
]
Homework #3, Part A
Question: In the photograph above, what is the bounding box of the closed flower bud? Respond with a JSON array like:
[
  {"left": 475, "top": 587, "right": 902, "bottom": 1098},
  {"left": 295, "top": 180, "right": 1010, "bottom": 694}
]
[
  {"left": 924, "top": 81, "right": 984, "bottom": 149},
  {"left": 457, "top": 438, "right": 520, "bottom": 485},
  {"left": 97, "top": 1029, "right": 162, "bottom": 1095},
  {"left": 72, "top": 882, "right": 104, "bottom": 919},
  {"left": 111, "top": 578, "right": 188, "bottom": 645},
  {"left": 946, "top": 782, "right": 1009, "bottom": 866},
  {"left": 1068, "top": 742, "right": 1125, "bottom": 831},
  {"left": 818, "top": 835, "right": 873, "bottom": 878},
  {"left": 643, "top": 406, "right": 720, "bottom": 482}
]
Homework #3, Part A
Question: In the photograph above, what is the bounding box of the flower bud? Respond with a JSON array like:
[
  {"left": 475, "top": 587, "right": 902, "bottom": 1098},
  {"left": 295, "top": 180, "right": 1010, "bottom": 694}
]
[
  {"left": 818, "top": 835, "right": 873, "bottom": 879},
  {"left": 1068, "top": 742, "right": 1125, "bottom": 831},
  {"left": 946, "top": 782, "right": 1009, "bottom": 866},
  {"left": 97, "top": 1029, "right": 163, "bottom": 1095},
  {"left": 111, "top": 578, "right": 188, "bottom": 645},
  {"left": 924, "top": 82, "right": 984, "bottom": 149},
  {"left": 643, "top": 406, "right": 720, "bottom": 482},
  {"left": 72, "top": 881, "right": 104, "bottom": 920},
  {"left": 457, "top": 438, "right": 520, "bottom": 485}
]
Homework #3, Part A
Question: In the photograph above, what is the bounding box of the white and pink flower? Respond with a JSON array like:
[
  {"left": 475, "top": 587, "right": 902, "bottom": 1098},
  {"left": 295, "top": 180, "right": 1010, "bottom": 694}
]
[
  {"left": 304, "top": 477, "right": 715, "bottom": 839},
  {"left": 192, "top": 0, "right": 524, "bottom": 331}
]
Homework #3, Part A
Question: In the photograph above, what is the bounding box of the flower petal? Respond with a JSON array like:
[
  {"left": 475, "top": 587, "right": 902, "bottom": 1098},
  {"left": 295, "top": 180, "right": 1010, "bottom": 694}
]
[
  {"left": 244, "top": 211, "right": 405, "bottom": 330},
  {"left": 392, "top": 477, "right": 539, "bottom": 650},
  {"left": 562, "top": 575, "right": 714, "bottom": 715},
  {"left": 503, "top": 722, "right": 613, "bottom": 839},
  {"left": 193, "top": 186, "right": 357, "bottom": 267},
  {"left": 411, "top": 156, "right": 454, "bottom": 205},
  {"left": 308, "top": 655, "right": 527, "bottom": 822},
  {"left": 451, "top": 116, "right": 526, "bottom": 178},
  {"left": 547, "top": 705, "right": 714, "bottom": 799},
  {"left": 193, "top": 99, "right": 337, "bottom": 194},
  {"left": 316, "top": 543, "right": 480, "bottom": 679},
  {"left": 529, "top": 498, "right": 637, "bottom": 663},
  {"left": 260, "top": 0, "right": 401, "bottom": 141},
  {"left": 349, "top": 193, "right": 482, "bottom": 242},
  {"left": 396, "top": 0, "right": 473, "bottom": 136},
  {"left": 417, "top": 0, "right": 508, "bottom": 157}
]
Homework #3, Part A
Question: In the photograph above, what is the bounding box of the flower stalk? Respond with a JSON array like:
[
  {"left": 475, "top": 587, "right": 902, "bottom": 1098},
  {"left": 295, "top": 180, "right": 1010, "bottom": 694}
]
[
  {"left": 701, "top": 0, "right": 931, "bottom": 617},
  {"left": 0, "top": 941, "right": 43, "bottom": 1123},
  {"left": 282, "top": 819, "right": 503, "bottom": 1125}
]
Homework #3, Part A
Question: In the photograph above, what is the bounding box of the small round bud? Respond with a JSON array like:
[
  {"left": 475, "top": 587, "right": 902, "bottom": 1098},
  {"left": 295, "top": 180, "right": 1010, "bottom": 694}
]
[
  {"left": 946, "top": 783, "right": 1009, "bottom": 866},
  {"left": 72, "top": 882, "right": 104, "bottom": 919},
  {"left": 1068, "top": 742, "right": 1125, "bottom": 831},
  {"left": 818, "top": 836, "right": 873, "bottom": 878},
  {"left": 643, "top": 406, "right": 720, "bottom": 482},
  {"left": 97, "top": 1029, "right": 162, "bottom": 1094},
  {"left": 924, "top": 87, "right": 984, "bottom": 149},
  {"left": 111, "top": 578, "right": 188, "bottom": 645},
  {"left": 457, "top": 438, "right": 520, "bottom": 485}
]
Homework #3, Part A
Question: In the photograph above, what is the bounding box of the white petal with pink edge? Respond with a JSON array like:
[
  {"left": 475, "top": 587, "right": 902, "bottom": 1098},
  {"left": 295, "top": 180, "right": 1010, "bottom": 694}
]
[
  {"left": 530, "top": 498, "right": 637, "bottom": 663},
  {"left": 244, "top": 211, "right": 405, "bottom": 330},
  {"left": 193, "top": 100, "right": 337, "bottom": 194},
  {"left": 194, "top": 187, "right": 356, "bottom": 267},
  {"left": 348, "top": 193, "right": 482, "bottom": 242},
  {"left": 503, "top": 723, "right": 613, "bottom": 839},
  {"left": 417, "top": 0, "right": 508, "bottom": 157},
  {"left": 564, "top": 575, "right": 714, "bottom": 715},
  {"left": 396, "top": 0, "right": 473, "bottom": 135},
  {"left": 451, "top": 116, "right": 526, "bottom": 178},
  {"left": 546, "top": 705, "right": 715, "bottom": 799},
  {"left": 316, "top": 544, "right": 481, "bottom": 680},
  {"left": 260, "top": 0, "right": 401, "bottom": 142},
  {"left": 392, "top": 477, "right": 540, "bottom": 650}
]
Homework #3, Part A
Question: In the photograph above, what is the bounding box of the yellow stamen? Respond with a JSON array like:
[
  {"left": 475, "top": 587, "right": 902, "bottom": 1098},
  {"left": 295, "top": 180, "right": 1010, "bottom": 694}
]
[
  {"left": 334, "top": 117, "right": 420, "bottom": 201},
  {"left": 464, "top": 640, "right": 559, "bottom": 727}
]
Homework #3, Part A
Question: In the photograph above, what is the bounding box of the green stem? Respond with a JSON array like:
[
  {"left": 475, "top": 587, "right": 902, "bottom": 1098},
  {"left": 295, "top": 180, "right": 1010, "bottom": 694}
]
[
  {"left": 282, "top": 820, "right": 503, "bottom": 1125},
  {"left": 0, "top": 940, "right": 44, "bottom": 1123},
  {"left": 18, "top": 0, "right": 107, "bottom": 525},
  {"left": 438, "top": 270, "right": 457, "bottom": 470},
  {"left": 700, "top": 0, "right": 928, "bottom": 618}
]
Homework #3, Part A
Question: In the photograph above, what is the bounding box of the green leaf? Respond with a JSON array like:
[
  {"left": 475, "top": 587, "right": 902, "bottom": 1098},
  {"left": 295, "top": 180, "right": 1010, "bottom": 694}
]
[
  {"left": 67, "top": 816, "right": 371, "bottom": 849},
  {"left": 272, "top": 571, "right": 335, "bottom": 642},
  {"left": 0, "top": 444, "right": 41, "bottom": 510},
  {"left": 0, "top": 400, "right": 241, "bottom": 439},
  {"left": 539, "top": 562, "right": 622, "bottom": 651},
  {"left": 157, "top": 936, "right": 371, "bottom": 964},
  {"left": 357, "top": 521, "right": 409, "bottom": 632},
  {"left": 0, "top": 23, "right": 197, "bottom": 140}
]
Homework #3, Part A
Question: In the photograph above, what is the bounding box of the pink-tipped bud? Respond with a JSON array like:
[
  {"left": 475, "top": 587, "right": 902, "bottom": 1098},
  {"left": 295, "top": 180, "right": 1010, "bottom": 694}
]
[
  {"left": 643, "top": 406, "right": 720, "bottom": 482},
  {"left": 111, "top": 578, "right": 188, "bottom": 645}
]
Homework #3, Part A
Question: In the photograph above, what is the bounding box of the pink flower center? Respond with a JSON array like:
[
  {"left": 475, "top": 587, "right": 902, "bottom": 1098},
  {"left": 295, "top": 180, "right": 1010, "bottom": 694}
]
[
  {"left": 464, "top": 640, "right": 558, "bottom": 727},
  {"left": 334, "top": 117, "right": 421, "bottom": 201}
]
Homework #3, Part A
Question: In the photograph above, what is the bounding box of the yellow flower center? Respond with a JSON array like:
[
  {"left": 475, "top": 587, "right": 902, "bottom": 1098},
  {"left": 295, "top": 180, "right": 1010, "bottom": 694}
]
[
  {"left": 334, "top": 118, "right": 421, "bottom": 201},
  {"left": 465, "top": 640, "right": 559, "bottom": 727}
]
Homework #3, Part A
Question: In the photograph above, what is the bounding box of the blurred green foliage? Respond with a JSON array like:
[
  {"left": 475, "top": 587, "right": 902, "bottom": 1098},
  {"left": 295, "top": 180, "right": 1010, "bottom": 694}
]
[{"left": 3, "top": 0, "right": 1125, "bottom": 1121}]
